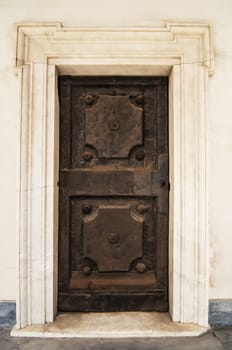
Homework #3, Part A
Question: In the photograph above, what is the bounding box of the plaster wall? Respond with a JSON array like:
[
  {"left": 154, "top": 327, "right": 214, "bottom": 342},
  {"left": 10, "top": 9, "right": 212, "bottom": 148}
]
[{"left": 0, "top": 0, "right": 232, "bottom": 301}]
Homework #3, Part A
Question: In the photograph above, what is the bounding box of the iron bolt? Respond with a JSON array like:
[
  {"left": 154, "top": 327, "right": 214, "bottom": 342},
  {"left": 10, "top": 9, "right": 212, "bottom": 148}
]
[
  {"left": 136, "top": 150, "right": 145, "bottom": 160},
  {"left": 136, "top": 262, "right": 146, "bottom": 273},
  {"left": 108, "top": 119, "right": 120, "bottom": 131},
  {"left": 136, "top": 95, "right": 144, "bottom": 104},
  {"left": 83, "top": 151, "right": 93, "bottom": 161},
  {"left": 82, "top": 203, "right": 92, "bottom": 214},
  {"left": 85, "top": 95, "right": 94, "bottom": 105},
  {"left": 137, "top": 203, "right": 149, "bottom": 214},
  {"left": 107, "top": 232, "right": 119, "bottom": 244},
  {"left": 82, "top": 265, "right": 92, "bottom": 275}
]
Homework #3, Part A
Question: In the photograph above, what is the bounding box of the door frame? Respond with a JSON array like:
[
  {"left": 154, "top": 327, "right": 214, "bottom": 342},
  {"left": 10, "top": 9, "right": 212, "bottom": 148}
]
[{"left": 15, "top": 22, "right": 214, "bottom": 329}]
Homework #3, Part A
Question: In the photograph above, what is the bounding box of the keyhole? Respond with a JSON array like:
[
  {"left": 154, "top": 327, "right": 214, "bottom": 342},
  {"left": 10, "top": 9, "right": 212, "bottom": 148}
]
[{"left": 160, "top": 180, "right": 166, "bottom": 188}]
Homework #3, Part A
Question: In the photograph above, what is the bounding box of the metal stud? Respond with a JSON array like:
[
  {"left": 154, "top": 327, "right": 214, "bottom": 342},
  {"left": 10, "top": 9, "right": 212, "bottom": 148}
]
[
  {"left": 136, "top": 150, "right": 145, "bottom": 161},
  {"left": 82, "top": 151, "right": 93, "bottom": 161},
  {"left": 85, "top": 95, "right": 94, "bottom": 105},
  {"left": 136, "top": 262, "right": 146, "bottom": 273},
  {"left": 82, "top": 265, "right": 92, "bottom": 276},
  {"left": 136, "top": 95, "right": 144, "bottom": 104},
  {"left": 108, "top": 119, "right": 120, "bottom": 131},
  {"left": 137, "top": 203, "right": 149, "bottom": 214},
  {"left": 82, "top": 203, "right": 92, "bottom": 214},
  {"left": 107, "top": 232, "right": 119, "bottom": 244}
]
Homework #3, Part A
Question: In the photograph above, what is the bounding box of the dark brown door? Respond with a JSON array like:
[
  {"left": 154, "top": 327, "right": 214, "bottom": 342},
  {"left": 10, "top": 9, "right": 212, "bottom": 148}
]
[{"left": 58, "top": 77, "right": 169, "bottom": 312}]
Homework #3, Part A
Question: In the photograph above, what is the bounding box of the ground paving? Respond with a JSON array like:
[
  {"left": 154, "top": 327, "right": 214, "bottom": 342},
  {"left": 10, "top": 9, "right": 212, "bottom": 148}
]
[{"left": 0, "top": 327, "right": 232, "bottom": 350}]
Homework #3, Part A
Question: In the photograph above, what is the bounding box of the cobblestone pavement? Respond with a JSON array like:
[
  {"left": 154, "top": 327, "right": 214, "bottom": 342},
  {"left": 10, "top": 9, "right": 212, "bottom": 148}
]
[{"left": 0, "top": 328, "right": 232, "bottom": 350}]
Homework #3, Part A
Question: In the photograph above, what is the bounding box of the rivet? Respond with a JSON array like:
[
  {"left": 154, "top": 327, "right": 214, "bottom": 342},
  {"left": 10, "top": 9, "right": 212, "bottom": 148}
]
[
  {"left": 82, "top": 265, "right": 92, "bottom": 276},
  {"left": 136, "top": 150, "right": 145, "bottom": 160},
  {"left": 85, "top": 95, "right": 94, "bottom": 105},
  {"left": 108, "top": 119, "right": 120, "bottom": 131},
  {"left": 107, "top": 232, "right": 119, "bottom": 244},
  {"left": 137, "top": 203, "right": 149, "bottom": 214},
  {"left": 82, "top": 203, "right": 92, "bottom": 214},
  {"left": 82, "top": 151, "right": 93, "bottom": 161},
  {"left": 136, "top": 95, "right": 144, "bottom": 104},
  {"left": 136, "top": 262, "right": 146, "bottom": 273}
]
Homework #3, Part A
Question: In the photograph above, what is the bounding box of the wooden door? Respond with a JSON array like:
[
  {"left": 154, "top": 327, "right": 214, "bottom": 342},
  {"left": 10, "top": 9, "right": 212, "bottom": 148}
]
[{"left": 58, "top": 77, "right": 169, "bottom": 312}]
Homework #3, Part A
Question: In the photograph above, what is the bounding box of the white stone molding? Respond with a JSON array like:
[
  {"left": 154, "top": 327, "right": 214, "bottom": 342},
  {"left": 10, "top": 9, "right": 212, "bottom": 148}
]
[{"left": 15, "top": 22, "right": 214, "bottom": 330}]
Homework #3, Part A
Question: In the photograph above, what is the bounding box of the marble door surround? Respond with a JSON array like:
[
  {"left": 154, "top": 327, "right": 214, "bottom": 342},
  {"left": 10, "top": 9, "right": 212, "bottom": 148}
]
[{"left": 14, "top": 22, "right": 214, "bottom": 333}]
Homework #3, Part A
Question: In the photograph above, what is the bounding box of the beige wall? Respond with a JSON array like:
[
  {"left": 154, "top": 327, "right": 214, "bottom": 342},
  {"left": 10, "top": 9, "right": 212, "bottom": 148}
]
[{"left": 0, "top": 0, "right": 232, "bottom": 300}]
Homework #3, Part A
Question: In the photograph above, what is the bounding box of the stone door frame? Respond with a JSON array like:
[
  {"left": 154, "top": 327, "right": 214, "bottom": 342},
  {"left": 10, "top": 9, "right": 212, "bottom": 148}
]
[{"left": 15, "top": 22, "right": 214, "bottom": 329}]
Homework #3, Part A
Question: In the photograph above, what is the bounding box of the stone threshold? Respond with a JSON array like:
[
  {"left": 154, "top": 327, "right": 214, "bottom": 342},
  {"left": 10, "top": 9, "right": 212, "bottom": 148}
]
[{"left": 11, "top": 312, "right": 208, "bottom": 338}]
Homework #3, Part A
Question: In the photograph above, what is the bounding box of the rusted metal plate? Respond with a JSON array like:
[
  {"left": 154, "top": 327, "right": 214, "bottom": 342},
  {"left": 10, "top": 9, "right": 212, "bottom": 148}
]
[
  {"left": 69, "top": 197, "right": 157, "bottom": 291},
  {"left": 85, "top": 95, "right": 143, "bottom": 158},
  {"left": 58, "top": 76, "right": 169, "bottom": 312},
  {"left": 83, "top": 207, "right": 143, "bottom": 272}
]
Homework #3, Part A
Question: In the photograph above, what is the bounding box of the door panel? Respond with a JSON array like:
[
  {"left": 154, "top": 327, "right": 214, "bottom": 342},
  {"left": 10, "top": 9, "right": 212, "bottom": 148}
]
[
  {"left": 58, "top": 76, "right": 169, "bottom": 312},
  {"left": 85, "top": 95, "right": 143, "bottom": 158}
]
